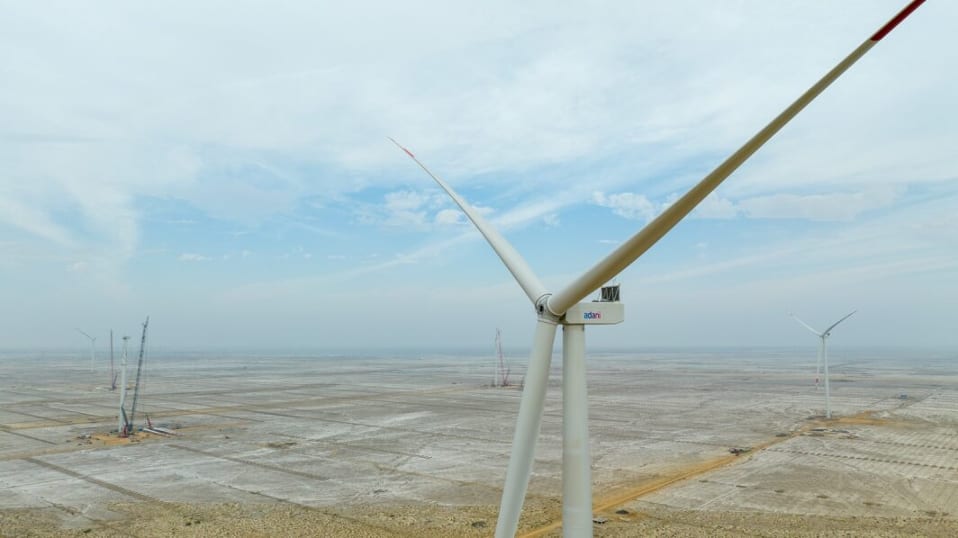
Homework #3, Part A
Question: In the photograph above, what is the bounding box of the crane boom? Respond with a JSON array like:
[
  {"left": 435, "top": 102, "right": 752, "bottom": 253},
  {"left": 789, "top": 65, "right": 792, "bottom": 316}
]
[{"left": 127, "top": 316, "right": 150, "bottom": 433}]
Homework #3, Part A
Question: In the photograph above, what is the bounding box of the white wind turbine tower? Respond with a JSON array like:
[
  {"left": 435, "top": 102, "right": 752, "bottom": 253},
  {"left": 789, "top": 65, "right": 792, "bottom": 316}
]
[
  {"left": 392, "top": 3, "right": 923, "bottom": 536},
  {"left": 76, "top": 328, "right": 96, "bottom": 373},
  {"left": 791, "top": 311, "right": 856, "bottom": 420},
  {"left": 118, "top": 335, "right": 130, "bottom": 435}
]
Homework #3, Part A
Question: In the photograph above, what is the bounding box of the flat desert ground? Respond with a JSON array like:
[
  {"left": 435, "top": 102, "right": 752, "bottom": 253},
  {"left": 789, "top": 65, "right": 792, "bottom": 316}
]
[{"left": 1, "top": 347, "right": 956, "bottom": 537}]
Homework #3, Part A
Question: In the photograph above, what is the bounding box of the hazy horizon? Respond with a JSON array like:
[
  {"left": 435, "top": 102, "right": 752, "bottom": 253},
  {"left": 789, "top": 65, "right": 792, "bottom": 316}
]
[{"left": 4, "top": 343, "right": 956, "bottom": 358}]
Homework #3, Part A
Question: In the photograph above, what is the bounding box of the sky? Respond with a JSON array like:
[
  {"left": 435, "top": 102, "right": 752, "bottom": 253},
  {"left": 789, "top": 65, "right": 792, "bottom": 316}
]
[{"left": 1, "top": 1, "right": 956, "bottom": 351}]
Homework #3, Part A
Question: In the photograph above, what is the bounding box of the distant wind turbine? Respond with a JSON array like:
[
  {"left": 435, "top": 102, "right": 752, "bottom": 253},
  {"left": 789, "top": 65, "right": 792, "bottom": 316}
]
[
  {"left": 392, "top": 2, "right": 922, "bottom": 535},
  {"left": 76, "top": 328, "right": 96, "bottom": 373},
  {"left": 118, "top": 336, "right": 130, "bottom": 435},
  {"left": 791, "top": 311, "right": 856, "bottom": 419},
  {"left": 110, "top": 329, "right": 117, "bottom": 390}
]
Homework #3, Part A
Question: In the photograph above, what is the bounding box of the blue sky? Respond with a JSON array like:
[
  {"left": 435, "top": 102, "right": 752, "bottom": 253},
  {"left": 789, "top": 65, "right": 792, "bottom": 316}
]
[{"left": 1, "top": 1, "right": 956, "bottom": 350}]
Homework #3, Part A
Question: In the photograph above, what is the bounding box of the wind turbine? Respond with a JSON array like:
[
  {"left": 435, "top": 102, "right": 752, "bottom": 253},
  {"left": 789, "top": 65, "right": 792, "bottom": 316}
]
[
  {"left": 118, "top": 336, "right": 130, "bottom": 435},
  {"left": 76, "top": 328, "right": 96, "bottom": 373},
  {"left": 110, "top": 329, "right": 117, "bottom": 391},
  {"left": 791, "top": 311, "right": 856, "bottom": 419},
  {"left": 391, "top": 3, "right": 923, "bottom": 536}
]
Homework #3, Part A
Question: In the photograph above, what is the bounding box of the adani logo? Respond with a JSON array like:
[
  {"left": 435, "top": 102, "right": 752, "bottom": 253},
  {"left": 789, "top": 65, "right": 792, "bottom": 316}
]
[{"left": 583, "top": 311, "right": 602, "bottom": 320}]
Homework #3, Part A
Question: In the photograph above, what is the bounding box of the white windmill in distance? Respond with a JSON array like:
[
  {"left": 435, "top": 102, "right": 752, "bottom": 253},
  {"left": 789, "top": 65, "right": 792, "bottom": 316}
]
[
  {"left": 391, "top": 3, "right": 923, "bottom": 536},
  {"left": 76, "top": 328, "right": 96, "bottom": 373},
  {"left": 791, "top": 311, "right": 856, "bottom": 419}
]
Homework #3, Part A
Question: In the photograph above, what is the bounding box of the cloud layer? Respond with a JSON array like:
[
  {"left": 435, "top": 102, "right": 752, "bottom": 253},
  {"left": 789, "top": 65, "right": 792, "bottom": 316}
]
[{"left": 1, "top": 1, "right": 955, "bottom": 348}]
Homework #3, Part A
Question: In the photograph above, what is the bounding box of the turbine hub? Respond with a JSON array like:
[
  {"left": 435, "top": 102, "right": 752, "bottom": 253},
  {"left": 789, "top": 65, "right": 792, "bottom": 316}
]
[{"left": 535, "top": 294, "right": 561, "bottom": 324}]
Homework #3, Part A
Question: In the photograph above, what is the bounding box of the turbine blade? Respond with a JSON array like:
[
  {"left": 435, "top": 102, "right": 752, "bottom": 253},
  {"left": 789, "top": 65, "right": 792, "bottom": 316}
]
[
  {"left": 495, "top": 319, "right": 558, "bottom": 538},
  {"left": 389, "top": 138, "right": 549, "bottom": 306},
  {"left": 790, "top": 313, "right": 822, "bottom": 337},
  {"left": 824, "top": 310, "right": 857, "bottom": 334},
  {"left": 547, "top": 0, "right": 926, "bottom": 316},
  {"left": 76, "top": 328, "right": 94, "bottom": 341}
]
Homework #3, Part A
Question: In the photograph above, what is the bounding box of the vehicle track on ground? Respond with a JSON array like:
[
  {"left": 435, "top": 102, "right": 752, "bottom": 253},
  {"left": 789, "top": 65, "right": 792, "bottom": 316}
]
[
  {"left": 167, "top": 444, "right": 333, "bottom": 482},
  {"left": 24, "top": 457, "right": 161, "bottom": 503},
  {"left": 2, "top": 385, "right": 466, "bottom": 430},
  {"left": 516, "top": 415, "right": 836, "bottom": 538},
  {"left": 0, "top": 426, "right": 57, "bottom": 445},
  {"left": 765, "top": 447, "right": 958, "bottom": 471}
]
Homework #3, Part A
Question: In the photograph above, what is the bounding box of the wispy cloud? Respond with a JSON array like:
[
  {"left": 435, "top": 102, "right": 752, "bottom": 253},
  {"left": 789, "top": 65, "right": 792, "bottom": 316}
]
[
  {"left": 434, "top": 208, "right": 464, "bottom": 225},
  {"left": 593, "top": 186, "right": 902, "bottom": 223},
  {"left": 737, "top": 187, "right": 901, "bottom": 221},
  {"left": 0, "top": 198, "right": 76, "bottom": 247},
  {"left": 178, "top": 253, "right": 212, "bottom": 262},
  {"left": 592, "top": 191, "right": 657, "bottom": 221},
  {"left": 635, "top": 191, "right": 958, "bottom": 287}
]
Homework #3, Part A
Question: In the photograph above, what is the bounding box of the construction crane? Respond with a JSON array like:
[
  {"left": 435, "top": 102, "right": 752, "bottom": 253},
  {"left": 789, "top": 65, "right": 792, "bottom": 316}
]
[{"left": 127, "top": 316, "right": 149, "bottom": 435}]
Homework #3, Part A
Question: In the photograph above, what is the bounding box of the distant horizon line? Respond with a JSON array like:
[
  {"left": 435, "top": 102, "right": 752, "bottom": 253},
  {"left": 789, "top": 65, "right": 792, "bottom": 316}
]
[{"left": 1, "top": 343, "right": 955, "bottom": 354}]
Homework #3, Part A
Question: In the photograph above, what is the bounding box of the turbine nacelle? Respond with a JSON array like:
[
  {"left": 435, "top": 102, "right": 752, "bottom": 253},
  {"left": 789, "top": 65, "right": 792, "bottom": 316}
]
[{"left": 563, "top": 302, "right": 624, "bottom": 326}]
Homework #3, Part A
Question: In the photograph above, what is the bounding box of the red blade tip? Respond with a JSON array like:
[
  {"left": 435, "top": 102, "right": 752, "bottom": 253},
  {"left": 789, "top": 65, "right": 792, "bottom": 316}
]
[
  {"left": 870, "top": 0, "right": 925, "bottom": 41},
  {"left": 388, "top": 137, "right": 416, "bottom": 158}
]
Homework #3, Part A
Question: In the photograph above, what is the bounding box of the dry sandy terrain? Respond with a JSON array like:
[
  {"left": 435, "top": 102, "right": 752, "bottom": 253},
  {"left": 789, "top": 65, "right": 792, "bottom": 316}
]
[{"left": 1, "top": 348, "right": 956, "bottom": 536}]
